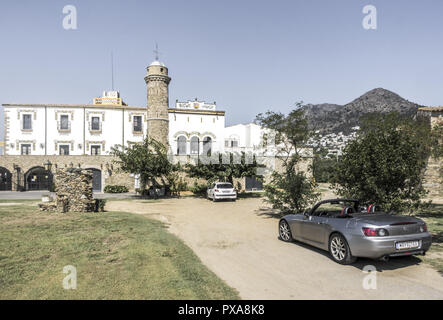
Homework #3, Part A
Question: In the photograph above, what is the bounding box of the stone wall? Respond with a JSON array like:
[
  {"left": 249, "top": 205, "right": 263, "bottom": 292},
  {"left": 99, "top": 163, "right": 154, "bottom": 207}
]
[
  {"left": 418, "top": 108, "right": 442, "bottom": 200},
  {"left": 0, "top": 155, "right": 134, "bottom": 192},
  {"left": 0, "top": 153, "right": 314, "bottom": 193},
  {"left": 53, "top": 168, "right": 95, "bottom": 212}
]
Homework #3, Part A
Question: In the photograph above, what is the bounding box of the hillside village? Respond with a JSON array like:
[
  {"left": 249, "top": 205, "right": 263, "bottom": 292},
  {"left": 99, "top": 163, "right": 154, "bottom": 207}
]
[{"left": 307, "top": 126, "right": 360, "bottom": 158}]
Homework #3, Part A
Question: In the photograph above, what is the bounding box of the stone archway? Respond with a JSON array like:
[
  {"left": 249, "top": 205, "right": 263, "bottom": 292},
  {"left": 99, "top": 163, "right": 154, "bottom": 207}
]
[
  {"left": 0, "top": 167, "right": 12, "bottom": 191},
  {"left": 25, "top": 166, "right": 53, "bottom": 191}
]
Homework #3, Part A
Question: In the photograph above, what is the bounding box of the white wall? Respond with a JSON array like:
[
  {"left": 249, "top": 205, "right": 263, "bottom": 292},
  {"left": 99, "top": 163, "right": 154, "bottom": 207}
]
[
  {"left": 5, "top": 107, "right": 46, "bottom": 155},
  {"left": 224, "top": 123, "right": 265, "bottom": 152},
  {"left": 4, "top": 105, "right": 146, "bottom": 156},
  {"left": 169, "top": 112, "right": 225, "bottom": 155}
]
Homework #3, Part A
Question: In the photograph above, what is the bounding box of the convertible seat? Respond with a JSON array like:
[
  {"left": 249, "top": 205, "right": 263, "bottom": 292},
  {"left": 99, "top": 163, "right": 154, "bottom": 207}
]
[
  {"left": 367, "top": 204, "right": 380, "bottom": 213},
  {"left": 340, "top": 206, "right": 355, "bottom": 216}
]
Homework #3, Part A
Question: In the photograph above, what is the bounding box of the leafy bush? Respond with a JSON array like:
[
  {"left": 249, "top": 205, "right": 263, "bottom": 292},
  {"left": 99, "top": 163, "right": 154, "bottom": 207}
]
[
  {"left": 104, "top": 185, "right": 129, "bottom": 193},
  {"left": 189, "top": 181, "right": 208, "bottom": 197},
  {"left": 255, "top": 106, "right": 319, "bottom": 214},
  {"left": 135, "top": 188, "right": 149, "bottom": 197},
  {"left": 95, "top": 199, "right": 106, "bottom": 212},
  {"left": 264, "top": 170, "right": 319, "bottom": 214},
  {"left": 166, "top": 171, "right": 188, "bottom": 196},
  {"left": 333, "top": 113, "right": 433, "bottom": 213},
  {"left": 313, "top": 157, "right": 337, "bottom": 183}
]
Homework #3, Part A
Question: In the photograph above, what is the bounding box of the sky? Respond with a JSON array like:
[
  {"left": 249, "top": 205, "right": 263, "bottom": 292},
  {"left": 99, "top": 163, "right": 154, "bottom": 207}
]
[{"left": 0, "top": 0, "right": 442, "bottom": 134}]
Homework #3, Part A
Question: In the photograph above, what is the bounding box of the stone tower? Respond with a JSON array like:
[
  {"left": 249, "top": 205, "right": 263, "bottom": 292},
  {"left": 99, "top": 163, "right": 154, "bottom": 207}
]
[{"left": 144, "top": 60, "right": 171, "bottom": 147}]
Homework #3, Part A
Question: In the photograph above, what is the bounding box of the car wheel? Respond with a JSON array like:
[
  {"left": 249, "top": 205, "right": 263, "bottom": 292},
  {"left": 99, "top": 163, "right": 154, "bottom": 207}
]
[
  {"left": 279, "top": 220, "right": 293, "bottom": 242},
  {"left": 329, "top": 233, "right": 357, "bottom": 265},
  {"left": 212, "top": 196, "right": 217, "bottom": 202}
]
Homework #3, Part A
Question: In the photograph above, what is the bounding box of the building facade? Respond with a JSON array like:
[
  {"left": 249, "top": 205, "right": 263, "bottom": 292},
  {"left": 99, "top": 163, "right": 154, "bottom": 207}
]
[{"left": 0, "top": 59, "right": 313, "bottom": 193}]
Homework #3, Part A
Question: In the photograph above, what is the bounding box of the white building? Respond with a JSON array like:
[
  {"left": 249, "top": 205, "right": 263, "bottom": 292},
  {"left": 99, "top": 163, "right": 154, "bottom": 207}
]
[
  {"left": 2, "top": 91, "right": 304, "bottom": 160},
  {"left": 3, "top": 91, "right": 146, "bottom": 156},
  {"left": 168, "top": 99, "right": 225, "bottom": 156},
  {"left": 224, "top": 123, "right": 266, "bottom": 153},
  {"left": 0, "top": 59, "right": 313, "bottom": 193}
]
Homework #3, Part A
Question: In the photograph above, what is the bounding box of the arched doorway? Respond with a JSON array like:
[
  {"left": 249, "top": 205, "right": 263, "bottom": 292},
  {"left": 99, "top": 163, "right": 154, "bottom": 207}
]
[
  {"left": 0, "top": 167, "right": 12, "bottom": 191},
  {"left": 25, "top": 167, "right": 53, "bottom": 191},
  {"left": 86, "top": 168, "right": 102, "bottom": 192}
]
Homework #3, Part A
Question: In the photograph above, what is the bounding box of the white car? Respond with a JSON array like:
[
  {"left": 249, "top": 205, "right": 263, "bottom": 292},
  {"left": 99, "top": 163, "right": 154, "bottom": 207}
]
[{"left": 207, "top": 182, "right": 237, "bottom": 202}]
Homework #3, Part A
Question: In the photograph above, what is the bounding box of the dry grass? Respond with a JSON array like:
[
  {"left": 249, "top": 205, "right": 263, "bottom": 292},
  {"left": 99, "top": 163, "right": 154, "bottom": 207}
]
[{"left": 0, "top": 202, "right": 239, "bottom": 299}]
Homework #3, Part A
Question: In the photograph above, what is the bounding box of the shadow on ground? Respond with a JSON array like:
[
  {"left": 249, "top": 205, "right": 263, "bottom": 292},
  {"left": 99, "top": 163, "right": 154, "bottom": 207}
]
[
  {"left": 254, "top": 207, "right": 284, "bottom": 219},
  {"left": 283, "top": 238, "right": 423, "bottom": 272}
]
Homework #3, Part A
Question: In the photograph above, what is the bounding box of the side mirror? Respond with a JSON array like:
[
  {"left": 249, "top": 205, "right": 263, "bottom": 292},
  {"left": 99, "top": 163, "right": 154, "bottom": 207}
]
[{"left": 303, "top": 211, "right": 309, "bottom": 217}]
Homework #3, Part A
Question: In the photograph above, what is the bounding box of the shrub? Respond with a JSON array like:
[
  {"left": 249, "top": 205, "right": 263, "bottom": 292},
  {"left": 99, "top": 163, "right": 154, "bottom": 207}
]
[
  {"left": 95, "top": 199, "right": 106, "bottom": 212},
  {"left": 104, "top": 185, "right": 129, "bottom": 193},
  {"left": 189, "top": 181, "right": 208, "bottom": 197},
  {"left": 313, "top": 157, "right": 337, "bottom": 183},
  {"left": 135, "top": 188, "right": 149, "bottom": 197},
  {"left": 333, "top": 113, "right": 432, "bottom": 213}
]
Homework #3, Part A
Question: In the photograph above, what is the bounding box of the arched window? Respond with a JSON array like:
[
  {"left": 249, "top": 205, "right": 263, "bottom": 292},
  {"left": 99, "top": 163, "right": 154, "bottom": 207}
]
[
  {"left": 177, "top": 136, "right": 187, "bottom": 155},
  {"left": 190, "top": 136, "right": 199, "bottom": 155},
  {"left": 203, "top": 137, "right": 212, "bottom": 156}
]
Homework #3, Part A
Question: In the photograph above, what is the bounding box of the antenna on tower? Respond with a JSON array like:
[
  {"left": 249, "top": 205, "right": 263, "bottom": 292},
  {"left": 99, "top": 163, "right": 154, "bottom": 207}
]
[
  {"left": 111, "top": 51, "right": 114, "bottom": 91},
  {"left": 153, "top": 42, "right": 161, "bottom": 61}
]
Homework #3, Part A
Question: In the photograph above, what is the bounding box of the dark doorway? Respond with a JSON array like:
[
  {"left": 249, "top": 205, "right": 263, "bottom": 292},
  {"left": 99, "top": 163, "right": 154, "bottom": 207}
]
[
  {"left": 87, "top": 168, "right": 102, "bottom": 192},
  {"left": 245, "top": 176, "right": 263, "bottom": 191},
  {"left": 0, "top": 167, "right": 12, "bottom": 191},
  {"left": 25, "top": 167, "right": 53, "bottom": 191}
]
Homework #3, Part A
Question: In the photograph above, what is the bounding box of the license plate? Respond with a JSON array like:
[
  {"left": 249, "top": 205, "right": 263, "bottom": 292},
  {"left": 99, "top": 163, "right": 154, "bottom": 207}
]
[{"left": 395, "top": 240, "right": 420, "bottom": 250}]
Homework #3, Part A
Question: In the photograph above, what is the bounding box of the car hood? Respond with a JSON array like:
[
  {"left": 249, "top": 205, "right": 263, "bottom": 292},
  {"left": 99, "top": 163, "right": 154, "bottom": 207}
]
[{"left": 353, "top": 213, "right": 423, "bottom": 226}]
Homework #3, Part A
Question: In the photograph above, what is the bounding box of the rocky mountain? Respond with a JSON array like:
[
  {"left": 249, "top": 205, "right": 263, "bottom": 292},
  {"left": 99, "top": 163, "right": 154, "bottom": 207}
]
[{"left": 302, "top": 88, "right": 421, "bottom": 135}]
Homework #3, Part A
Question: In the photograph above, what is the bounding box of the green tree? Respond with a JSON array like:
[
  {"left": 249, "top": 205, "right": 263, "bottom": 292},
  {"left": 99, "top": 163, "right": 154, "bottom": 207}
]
[
  {"left": 255, "top": 104, "right": 319, "bottom": 213},
  {"left": 313, "top": 156, "right": 337, "bottom": 183},
  {"left": 312, "top": 147, "right": 337, "bottom": 183},
  {"left": 110, "top": 137, "right": 175, "bottom": 195},
  {"left": 332, "top": 112, "right": 435, "bottom": 213}
]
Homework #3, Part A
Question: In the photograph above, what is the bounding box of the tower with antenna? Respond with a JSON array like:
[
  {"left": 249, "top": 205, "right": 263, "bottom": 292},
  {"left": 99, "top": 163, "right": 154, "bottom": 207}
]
[{"left": 144, "top": 44, "right": 171, "bottom": 147}]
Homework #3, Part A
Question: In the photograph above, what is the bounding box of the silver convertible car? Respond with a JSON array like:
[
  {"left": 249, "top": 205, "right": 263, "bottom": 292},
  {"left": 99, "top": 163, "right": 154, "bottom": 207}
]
[{"left": 279, "top": 199, "right": 432, "bottom": 264}]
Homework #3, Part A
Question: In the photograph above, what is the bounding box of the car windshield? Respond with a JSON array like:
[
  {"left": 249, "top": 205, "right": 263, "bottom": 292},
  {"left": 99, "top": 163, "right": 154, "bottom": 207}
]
[
  {"left": 312, "top": 200, "right": 359, "bottom": 217},
  {"left": 217, "top": 183, "right": 233, "bottom": 189}
]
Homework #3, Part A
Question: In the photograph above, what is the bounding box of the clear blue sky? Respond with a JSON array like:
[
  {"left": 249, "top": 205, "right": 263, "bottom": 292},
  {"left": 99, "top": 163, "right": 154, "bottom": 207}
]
[{"left": 1, "top": 0, "right": 442, "bottom": 132}]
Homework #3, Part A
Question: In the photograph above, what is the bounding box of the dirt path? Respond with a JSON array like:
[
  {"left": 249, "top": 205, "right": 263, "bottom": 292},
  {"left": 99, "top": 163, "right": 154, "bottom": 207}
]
[{"left": 107, "top": 197, "right": 443, "bottom": 299}]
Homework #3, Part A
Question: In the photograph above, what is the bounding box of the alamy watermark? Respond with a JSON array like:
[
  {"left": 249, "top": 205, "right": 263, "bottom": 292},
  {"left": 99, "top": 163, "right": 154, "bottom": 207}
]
[
  {"left": 62, "top": 265, "right": 77, "bottom": 289},
  {"left": 362, "top": 5, "right": 377, "bottom": 30},
  {"left": 362, "top": 265, "right": 377, "bottom": 290},
  {"left": 63, "top": 5, "right": 77, "bottom": 30}
]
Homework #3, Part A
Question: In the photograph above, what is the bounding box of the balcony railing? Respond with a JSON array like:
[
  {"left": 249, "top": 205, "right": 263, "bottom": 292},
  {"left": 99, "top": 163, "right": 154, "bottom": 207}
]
[{"left": 93, "top": 97, "right": 122, "bottom": 105}]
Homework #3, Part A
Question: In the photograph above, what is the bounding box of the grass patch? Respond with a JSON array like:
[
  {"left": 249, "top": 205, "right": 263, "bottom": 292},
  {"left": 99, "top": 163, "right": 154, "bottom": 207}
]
[
  {"left": 416, "top": 204, "right": 443, "bottom": 275},
  {"left": 0, "top": 202, "right": 239, "bottom": 299}
]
